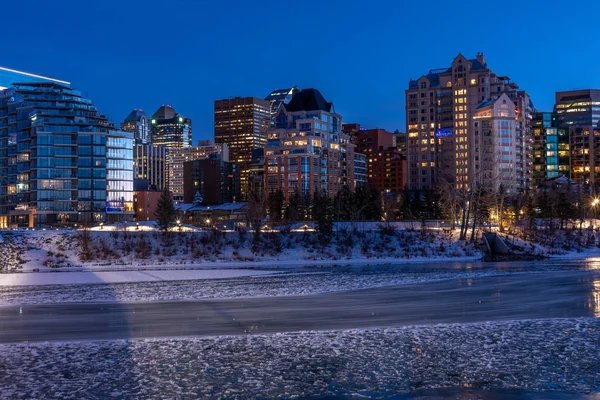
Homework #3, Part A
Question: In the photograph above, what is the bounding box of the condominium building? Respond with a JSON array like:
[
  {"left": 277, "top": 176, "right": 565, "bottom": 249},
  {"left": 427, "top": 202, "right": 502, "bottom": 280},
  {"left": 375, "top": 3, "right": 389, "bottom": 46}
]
[
  {"left": 343, "top": 124, "right": 406, "bottom": 193},
  {"left": 0, "top": 82, "right": 133, "bottom": 228},
  {"left": 264, "top": 88, "right": 355, "bottom": 202},
  {"left": 214, "top": 97, "right": 271, "bottom": 198},
  {"left": 532, "top": 112, "right": 570, "bottom": 185},
  {"left": 405, "top": 53, "right": 533, "bottom": 193},
  {"left": 121, "top": 109, "right": 150, "bottom": 144},
  {"left": 471, "top": 94, "right": 518, "bottom": 194},
  {"left": 150, "top": 105, "right": 192, "bottom": 148},
  {"left": 0, "top": 65, "right": 70, "bottom": 90},
  {"left": 166, "top": 142, "right": 227, "bottom": 202},
  {"left": 134, "top": 144, "right": 167, "bottom": 191}
]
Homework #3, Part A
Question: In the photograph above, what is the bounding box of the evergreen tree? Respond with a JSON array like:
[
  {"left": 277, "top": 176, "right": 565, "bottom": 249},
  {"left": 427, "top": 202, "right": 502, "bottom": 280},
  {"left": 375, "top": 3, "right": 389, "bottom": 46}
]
[
  {"left": 267, "top": 190, "right": 284, "bottom": 224},
  {"left": 313, "top": 190, "right": 334, "bottom": 234},
  {"left": 155, "top": 187, "right": 176, "bottom": 233},
  {"left": 285, "top": 190, "right": 301, "bottom": 222}
]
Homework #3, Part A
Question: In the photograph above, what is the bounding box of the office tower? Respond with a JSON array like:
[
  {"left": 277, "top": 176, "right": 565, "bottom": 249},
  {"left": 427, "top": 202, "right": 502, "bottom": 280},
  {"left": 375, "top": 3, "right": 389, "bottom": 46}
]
[
  {"left": 264, "top": 88, "right": 355, "bottom": 202},
  {"left": 150, "top": 105, "right": 192, "bottom": 148},
  {"left": 134, "top": 144, "right": 167, "bottom": 190},
  {"left": 0, "top": 65, "right": 70, "bottom": 90},
  {"left": 342, "top": 124, "right": 406, "bottom": 193},
  {"left": 265, "top": 87, "right": 299, "bottom": 117},
  {"left": 183, "top": 159, "right": 240, "bottom": 204},
  {"left": 121, "top": 109, "right": 150, "bottom": 144},
  {"left": 532, "top": 112, "right": 570, "bottom": 185},
  {"left": 214, "top": 97, "right": 271, "bottom": 198},
  {"left": 405, "top": 53, "right": 533, "bottom": 194},
  {"left": 555, "top": 89, "right": 600, "bottom": 127},
  {"left": 0, "top": 82, "right": 133, "bottom": 228},
  {"left": 166, "top": 144, "right": 225, "bottom": 202}
]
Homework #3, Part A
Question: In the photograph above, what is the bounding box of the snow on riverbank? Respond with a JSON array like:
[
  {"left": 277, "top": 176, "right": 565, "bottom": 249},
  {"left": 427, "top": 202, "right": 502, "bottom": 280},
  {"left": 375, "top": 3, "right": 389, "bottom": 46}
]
[
  {"left": 1, "top": 318, "right": 598, "bottom": 398},
  {"left": 0, "top": 269, "right": 280, "bottom": 286},
  {"left": 0, "top": 228, "right": 483, "bottom": 273}
]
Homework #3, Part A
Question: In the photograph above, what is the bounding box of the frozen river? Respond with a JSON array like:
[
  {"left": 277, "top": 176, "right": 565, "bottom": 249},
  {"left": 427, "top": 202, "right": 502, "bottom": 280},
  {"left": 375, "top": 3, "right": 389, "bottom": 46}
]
[
  {"left": 0, "top": 264, "right": 598, "bottom": 342},
  {"left": 0, "top": 259, "right": 599, "bottom": 398}
]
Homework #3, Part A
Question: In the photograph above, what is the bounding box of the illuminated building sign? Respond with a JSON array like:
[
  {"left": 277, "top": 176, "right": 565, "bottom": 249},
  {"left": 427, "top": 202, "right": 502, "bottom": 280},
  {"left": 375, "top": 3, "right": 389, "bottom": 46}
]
[{"left": 434, "top": 129, "right": 453, "bottom": 137}]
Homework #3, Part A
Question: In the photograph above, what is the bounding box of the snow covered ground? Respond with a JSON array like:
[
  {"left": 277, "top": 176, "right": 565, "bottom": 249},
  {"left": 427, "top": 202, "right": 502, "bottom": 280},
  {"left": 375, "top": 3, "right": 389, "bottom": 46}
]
[
  {"left": 0, "top": 228, "right": 483, "bottom": 273},
  {"left": 1, "top": 318, "right": 598, "bottom": 399}
]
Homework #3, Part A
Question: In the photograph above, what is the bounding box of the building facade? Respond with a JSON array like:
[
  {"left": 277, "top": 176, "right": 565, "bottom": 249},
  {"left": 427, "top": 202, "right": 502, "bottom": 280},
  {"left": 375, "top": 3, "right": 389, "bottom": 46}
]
[
  {"left": 0, "top": 82, "right": 133, "bottom": 228},
  {"left": 133, "top": 188, "right": 161, "bottom": 222},
  {"left": 183, "top": 159, "right": 241, "bottom": 204},
  {"left": 214, "top": 97, "right": 271, "bottom": 198},
  {"left": 166, "top": 143, "right": 226, "bottom": 202},
  {"left": 405, "top": 53, "right": 533, "bottom": 194},
  {"left": 105, "top": 131, "right": 135, "bottom": 222},
  {"left": 532, "top": 112, "right": 570, "bottom": 185},
  {"left": 343, "top": 124, "right": 406, "bottom": 193},
  {"left": 134, "top": 144, "right": 167, "bottom": 191},
  {"left": 471, "top": 94, "right": 518, "bottom": 194},
  {"left": 121, "top": 109, "right": 150, "bottom": 145},
  {"left": 264, "top": 88, "right": 355, "bottom": 202},
  {"left": 150, "top": 105, "right": 192, "bottom": 148},
  {"left": 555, "top": 89, "right": 600, "bottom": 127}
]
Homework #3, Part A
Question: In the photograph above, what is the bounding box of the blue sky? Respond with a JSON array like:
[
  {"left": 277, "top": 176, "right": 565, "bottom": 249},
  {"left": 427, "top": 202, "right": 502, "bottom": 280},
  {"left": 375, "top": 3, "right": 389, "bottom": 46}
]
[{"left": 3, "top": 0, "right": 599, "bottom": 141}]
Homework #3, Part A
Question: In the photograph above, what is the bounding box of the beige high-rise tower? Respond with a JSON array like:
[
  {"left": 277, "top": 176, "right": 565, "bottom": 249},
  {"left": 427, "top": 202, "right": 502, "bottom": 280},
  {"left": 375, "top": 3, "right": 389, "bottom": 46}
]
[{"left": 405, "top": 53, "right": 534, "bottom": 195}]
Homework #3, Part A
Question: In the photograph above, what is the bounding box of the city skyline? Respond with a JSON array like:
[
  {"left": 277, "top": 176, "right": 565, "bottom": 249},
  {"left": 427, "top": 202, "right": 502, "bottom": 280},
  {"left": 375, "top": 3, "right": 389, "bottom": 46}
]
[{"left": 3, "top": 0, "right": 600, "bottom": 143}]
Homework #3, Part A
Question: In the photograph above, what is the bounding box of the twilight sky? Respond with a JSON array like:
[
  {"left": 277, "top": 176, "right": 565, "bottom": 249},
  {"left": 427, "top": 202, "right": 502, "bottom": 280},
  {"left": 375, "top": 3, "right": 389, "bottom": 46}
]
[{"left": 3, "top": 0, "right": 599, "bottom": 142}]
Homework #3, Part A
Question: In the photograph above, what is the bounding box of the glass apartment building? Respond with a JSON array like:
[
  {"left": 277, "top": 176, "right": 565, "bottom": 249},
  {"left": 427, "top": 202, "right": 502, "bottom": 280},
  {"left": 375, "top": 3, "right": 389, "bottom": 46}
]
[
  {"left": 0, "top": 66, "right": 70, "bottom": 90},
  {"left": 532, "top": 112, "right": 570, "bottom": 185},
  {"left": 0, "top": 81, "right": 133, "bottom": 228}
]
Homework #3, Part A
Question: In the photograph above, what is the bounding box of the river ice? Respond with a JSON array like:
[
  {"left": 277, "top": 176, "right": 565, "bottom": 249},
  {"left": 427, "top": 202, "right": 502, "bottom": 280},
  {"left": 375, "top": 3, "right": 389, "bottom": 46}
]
[{"left": 0, "top": 318, "right": 598, "bottom": 399}]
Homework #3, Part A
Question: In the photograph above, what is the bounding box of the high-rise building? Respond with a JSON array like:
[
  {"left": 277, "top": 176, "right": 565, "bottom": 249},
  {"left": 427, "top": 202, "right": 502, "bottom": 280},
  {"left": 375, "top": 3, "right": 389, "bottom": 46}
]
[
  {"left": 121, "top": 109, "right": 150, "bottom": 144},
  {"left": 470, "top": 94, "right": 519, "bottom": 194},
  {"left": 0, "top": 82, "right": 133, "bottom": 228},
  {"left": 532, "top": 112, "right": 570, "bottom": 185},
  {"left": 265, "top": 87, "right": 299, "bottom": 118},
  {"left": 555, "top": 89, "right": 600, "bottom": 127},
  {"left": 150, "top": 105, "right": 192, "bottom": 148},
  {"left": 183, "top": 159, "right": 240, "bottom": 204},
  {"left": 0, "top": 66, "right": 70, "bottom": 90},
  {"left": 214, "top": 97, "right": 271, "bottom": 198},
  {"left": 265, "top": 88, "right": 355, "bottom": 202},
  {"left": 134, "top": 144, "right": 167, "bottom": 191},
  {"left": 343, "top": 124, "right": 406, "bottom": 193},
  {"left": 568, "top": 123, "right": 600, "bottom": 188},
  {"left": 166, "top": 142, "right": 227, "bottom": 202},
  {"left": 106, "top": 131, "right": 135, "bottom": 222},
  {"left": 405, "top": 53, "right": 533, "bottom": 194}
]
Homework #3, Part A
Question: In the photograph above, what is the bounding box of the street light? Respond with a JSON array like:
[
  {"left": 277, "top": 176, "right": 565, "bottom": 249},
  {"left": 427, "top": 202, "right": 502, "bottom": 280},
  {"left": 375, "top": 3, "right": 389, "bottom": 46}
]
[{"left": 592, "top": 198, "right": 600, "bottom": 221}]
